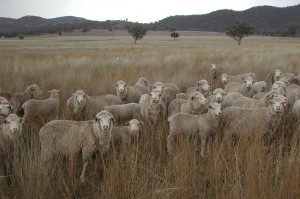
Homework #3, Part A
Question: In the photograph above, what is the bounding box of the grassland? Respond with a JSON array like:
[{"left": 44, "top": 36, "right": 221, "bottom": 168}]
[{"left": 0, "top": 31, "right": 300, "bottom": 199}]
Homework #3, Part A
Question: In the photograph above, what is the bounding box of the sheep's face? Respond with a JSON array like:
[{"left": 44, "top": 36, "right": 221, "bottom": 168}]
[
  {"left": 221, "top": 73, "right": 229, "bottom": 85},
  {"left": 272, "top": 81, "right": 286, "bottom": 94},
  {"left": 3, "top": 114, "right": 23, "bottom": 139},
  {"left": 74, "top": 92, "right": 86, "bottom": 105},
  {"left": 209, "top": 102, "right": 222, "bottom": 116},
  {"left": 150, "top": 91, "right": 162, "bottom": 103},
  {"left": 125, "top": 119, "right": 143, "bottom": 136},
  {"left": 116, "top": 82, "right": 127, "bottom": 93},
  {"left": 137, "top": 77, "right": 149, "bottom": 87},
  {"left": 279, "top": 78, "right": 289, "bottom": 87},
  {"left": 190, "top": 92, "right": 207, "bottom": 106},
  {"left": 271, "top": 97, "right": 286, "bottom": 114},
  {"left": 153, "top": 82, "right": 164, "bottom": 93},
  {"left": 95, "top": 111, "right": 115, "bottom": 132},
  {"left": 197, "top": 80, "right": 210, "bottom": 92},
  {"left": 274, "top": 69, "right": 282, "bottom": 80},
  {"left": 0, "top": 101, "right": 11, "bottom": 116},
  {"left": 244, "top": 77, "right": 254, "bottom": 88},
  {"left": 213, "top": 89, "right": 225, "bottom": 103},
  {"left": 209, "top": 64, "right": 217, "bottom": 75},
  {"left": 28, "top": 84, "right": 43, "bottom": 97}
]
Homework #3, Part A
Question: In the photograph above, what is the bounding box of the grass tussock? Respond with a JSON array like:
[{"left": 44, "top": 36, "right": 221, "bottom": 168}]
[{"left": 0, "top": 35, "right": 299, "bottom": 198}]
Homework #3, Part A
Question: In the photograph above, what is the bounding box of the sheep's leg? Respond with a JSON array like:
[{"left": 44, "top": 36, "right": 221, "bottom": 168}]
[
  {"left": 80, "top": 161, "right": 88, "bottom": 183},
  {"left": 80, "top": 149, "right": 92, "bottom": 183},
  {"left": 200, "top": 134, "right": 207, "bottom": 158},
  {"left": 167, "top": 135, "right": 174, "bottom": 153},
  {"left": 207, "top": 135, "right": 212, "bottom": 155}
]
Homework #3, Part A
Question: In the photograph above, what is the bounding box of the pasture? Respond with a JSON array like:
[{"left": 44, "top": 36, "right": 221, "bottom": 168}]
[{"left": 0, "top": 31, "right": 300, "bottom": 198}]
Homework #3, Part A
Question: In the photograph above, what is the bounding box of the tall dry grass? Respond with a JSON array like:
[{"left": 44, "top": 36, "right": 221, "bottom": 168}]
[{"left": 0, "top": 34, "right": 299, "bottom": 198}]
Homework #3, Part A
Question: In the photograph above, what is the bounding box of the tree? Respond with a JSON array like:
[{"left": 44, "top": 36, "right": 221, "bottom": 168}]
[
  {"left": 127, "top": 24, "right": 147, "bottom": 43},
  {"left": 226, "top": 21, "right": 254, "bottom": 46},
  {"left": 287, "top": 24, "right": 299, "bottom": 37},
  {"left": 170, "top": 32, "right": 179, "bottom": 40}
]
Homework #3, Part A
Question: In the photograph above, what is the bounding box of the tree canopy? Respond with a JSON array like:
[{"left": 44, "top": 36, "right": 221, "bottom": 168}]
[
  {"left": 226, "top": 21, "right": 255, "bottom": 45},
  {"left": 127, "top": 24, "right": 147, "bottom": 43}
]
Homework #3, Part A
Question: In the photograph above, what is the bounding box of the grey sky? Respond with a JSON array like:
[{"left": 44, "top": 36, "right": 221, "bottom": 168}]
[{"left": 1, "top": 0, "right": 299, "bottom": 23}]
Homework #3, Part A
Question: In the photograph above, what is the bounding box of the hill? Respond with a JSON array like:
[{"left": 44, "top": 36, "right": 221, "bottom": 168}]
[{"left": 0, "top": 4, "right": 299, "bottom": 37}]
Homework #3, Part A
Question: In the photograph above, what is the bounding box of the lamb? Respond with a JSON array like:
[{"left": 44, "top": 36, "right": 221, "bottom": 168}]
[
  {"left": 220, "top": 73, "right": 257, "bottom": 86},
  {"left": 140, "top": 89, "right": 166, "bottom": 126},
  {"left": 292, "top": 100, "right": 300, "bottom": 119},
  {"left": 223, "top": 92, "right": 243, "bottom": 108},
  {"left": 39, "top": 110, "right": 115, "bottom": 182},
  {"left": 232, "top": 90, "right": 280, "bottom": 109},
  {"left": 111, "top": 119, "right": 143, "bottom": 148},
  {"left": 10, "top": 84, "right": 43, "bottom": 116},
  {"left": 168, "top": 91, "right": 208, "bottom": 117},
  {"left": 67, "top": 90, "right": 122, "bottom": 121},
  {"left": 116, "top": 80, "right": 150, "bottom": 104},
  {"left": 167, "top": 102, "right": 222, "bottom": 157},
  {"left": 0, "top": 98, "right": 12, "bottom": 124},
  {"left": 22, "top": 89, "right": 60, "bottom": 125},
  {"left": 221, "top": 96, "right": 287, "bottom": 141},
  {"left": 186, "top": 79, "right": 211, "bottom": 99},
  {"left": 224, "top": 77, "right": 255, "bottom": 98},
  {"left": 103, "top": 103, "right": 142, "bottom": 125},
  {"left": 0, "top": 114, "right": 24, "bottom": 155}
]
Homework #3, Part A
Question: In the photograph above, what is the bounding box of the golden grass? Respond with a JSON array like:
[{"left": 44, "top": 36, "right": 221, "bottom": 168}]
[{"left": 0, "top": 33, "right": 299, "bottom": 198}]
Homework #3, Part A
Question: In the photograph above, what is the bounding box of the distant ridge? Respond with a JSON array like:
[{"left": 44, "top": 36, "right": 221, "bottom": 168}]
[{"left": 0, "top": 4, "right": 299, "bottom": 37}]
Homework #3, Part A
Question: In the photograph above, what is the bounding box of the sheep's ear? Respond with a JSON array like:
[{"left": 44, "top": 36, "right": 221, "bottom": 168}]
[
  {"left": 124, "top": 122, "right": 130, "bottom": 126},
  {"left": 94, "top": 117, "right": 99, "bottom": 122}
]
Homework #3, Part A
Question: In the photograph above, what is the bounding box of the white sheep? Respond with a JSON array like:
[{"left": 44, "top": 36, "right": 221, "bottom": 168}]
[
  {"left": 39, "top": 110, "right": 115, "bottom": 182},
  {"left": 285, "top": 84, "right": 300, "bottom": 108},
  {"left": 272, "top": 81, "right": 287, "bottom": 96},
  {"left": 168, "top": 91, "right": 208, "bottom": 117},
  {"left": 67, "top": 90, "right": 122, "bottom": 120},
  {"left": 136, "top": 77, "right": 150, "bottom": 88},
  {"left": 116, "top": 80, "right": 150, "bottom": 104},
  {"left": 186, "top": 79, "right": 211, "bottom": 99},
  {"left": 111, "top": 119, "right": 143, "bottom": 148},
  {"left": 211, "top": 88, "right": 226, "bottom": 107},
  {"left": 152, "top": 81, "right": 178, "bottom": 107},
  {"left": 224, "top": 77, "right": 255, "bottom": 98},
  {"left": 220, "top": 72, "right": 257, "bottom": 86},
  {"left": 10, "top": 84, "right": 43, "bottom": 116},
  {"left": 22, "top": 89, "right": 60, "bottom": 125},
  {"left": 292, "top": 100, "right": 300, "bottom": 118},
  {"left": 232, "top": 90, "right": 280, "bottom": 108},
  {"left": 103, "top": 103, "right": 142, "bottom": 125},
  {"left": 209, "top": 64, "right": 224, "bottom": 87},
  {"left": 167, "top": 102, "right": 222, "bottom": 157},
  {"left": 221, "top": 96, "right": 287, "bottom": 141}
]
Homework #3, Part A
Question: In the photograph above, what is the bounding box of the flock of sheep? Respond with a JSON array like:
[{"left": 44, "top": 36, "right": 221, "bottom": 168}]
[{"left": 0, "top": 65, "right": 300, "bottom": 182}]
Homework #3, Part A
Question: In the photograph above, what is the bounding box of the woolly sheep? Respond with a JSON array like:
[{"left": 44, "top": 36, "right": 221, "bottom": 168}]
[
  {"left": 232, "top": 90, "right": 280, "bottom": 109},
  {"left": 0, "top": 114, "right": 24, "bottom": 155},
  {"left": 116, "top": 80, "right": 150, "bottom": 104},
  {"left": 111, "top": 119, "right": 143, "bottom": 148},
  {"left": 252, "top": 81, "right": 267, "bottom": 95},
  {"left": 285, "top": 84, "right": 300, "bottom": 107},
  {"left": 67, "top": 90, "right": 122, "bottom": 121},
  {"left": 136, "top": 77, "right": 150, "bottom": 88},
  {"left": 272, "top": 81, "right": 287, "bottom": 96},
  {"left": 39, "top": 110, "right": 115, "bottom": 182},
  {"left": 223, "top": 92, "right": 243, "bottom": 108},
  {"left": 0, "top": 98, "right": 12, "bottom": 124},
  {"left": 292, "top": 100, "right": 300, "bottom": 118},
  {"left": 22, "top": 89, "right": 60, "bottom": 125},
  {"left": 10, "top": 84, "right": 43, "bottom": 116},
  {"left": 103, "top": 103, "right": 142, "bottom": 125},
  {"left": 186, "top": 79, "right": 211, "bottom": 99},
  {"left": 167, "top": 102, "right": 222, "bottom": 157},
  {"left": 266, "top": 69, "right": 296, "bottom": 86},
  {"left": 209, "top": 64, "right": 224, "bottom": 87},
  {"left": 220, "top": 72, "right": 257, "bottom": 86},
  {"left": 168, "top": 91, "right": 208, "bottom": 117},
  {"left": 152, "top": 81, "right": 178, "bottom": 107},
  {"left": 221, "top": 96, "right": 287, "bottom": 141},
  {"left": 211, "top": 88, "right": 226, "bottom": 106},
  {"left": 224, "top": 77, "right": 255, "bottom": 98}
]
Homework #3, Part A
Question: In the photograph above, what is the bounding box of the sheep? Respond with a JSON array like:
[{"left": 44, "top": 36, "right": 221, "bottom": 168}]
[
  {"left": 67, "top": 90, "right": 122, "bottom": 121},
  {"left": 232, "top": 90, "right": 280, "bottom": 109},
  {"left": 186, "top": 79, "right": 211, "bottom": 99},
  {"left": 220, "top": 72, "right": 257, "bottom": 86},
  {"left": 116, "top": 80, "right": 150, "bottom": 104},
  {"left": 224, "top": 77, "right": 255, "bottom": 97},
  {"left": 21, "top": 89, "right": 60, "bottom": 125},
  {"left": 272, "top": 81, "right": 287, "bottom": 96},
  {"left": 223, "top": 92, "right": 243, "bottom": 108},
  {"left": 0, "top": 99, "right": 12, "bottom": 124},
  {"left": 252, "top": 81, "right": 267, "bottom": 95},
  {"left": 285, "top": 84, "right": 300, "bottom": 107},
  {"left": 39, "top": 110, "right": 115, "bottom": 183},
  {"left": 140, "top": 89, "right": 166, "bottom": 126},
  {"left": 292, "top": 100, "right": 300, "bottom": 119},
  {"left": 152, "top": 82, "right": 178, "bottom": 105},
  {"left": 111, "top": 119, "right": 143, "bottom": 148},
  {"left": 265, "top": 69, "right": 296, "bottom": 86},
  {"left": 209, "top": 64, "right": 224, "bottom": 87},
  {"left": 136, "top": 77, "right": 150, "bottom": 88},
  {"left": 10, "top": 84, "right": 43, "bottom": 116},
  {"left": 103, "top": 103, "right": 142, "bottom": 125},
  {"left": 176, "top": 93, "right": 187, "bottom": 100},
  {"left": 221, "top": 96, "right": 287, "bottom": 142},
  {"left": 167, "top": 102, "right": 222, "bottom": 157},
  {"left": 168, "top": 91, "right": 208, "bottom": 117},
  {"left": 211, "top": 88, "right": 226, "bottom": 107}
]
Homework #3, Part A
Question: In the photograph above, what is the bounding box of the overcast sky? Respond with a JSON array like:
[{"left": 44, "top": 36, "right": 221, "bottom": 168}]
[{"left": 1, "top": 0, "right": 299, "bottom": 23}]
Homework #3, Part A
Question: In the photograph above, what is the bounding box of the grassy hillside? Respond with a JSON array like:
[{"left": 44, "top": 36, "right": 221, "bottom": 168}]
[{"left": 0, "top": 34, "right": 299, "bottom": 198}]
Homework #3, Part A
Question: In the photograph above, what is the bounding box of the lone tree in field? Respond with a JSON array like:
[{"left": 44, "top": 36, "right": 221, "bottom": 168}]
[
  {"left": 127, "top": 24, "right": 147, "bottom": 43},
  {"left": 170, "top": 28, "right": 179, "bottom": 40},
  {"left": 226, "top": 21, "right": 254, "bottom": 46}
]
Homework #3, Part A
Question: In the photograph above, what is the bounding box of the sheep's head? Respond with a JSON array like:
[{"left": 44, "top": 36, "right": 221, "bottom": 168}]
[
  {"left": 264, "top": 90, "right": 280, "bottom": 105},
  {"left": 209, "top": 64, "right": 217, "bottom": 77},
  {"left": 136, "top": 77, "right": 149, "bottom": 87},
  {"left": 189, "top": 91, "right": 207, "bottom": 107},
  {"left": 150, "top": 90, "right": 162, "bottom": 103},
  {"left": 95, "top": 110, "right": 115, "bottom": 132},
  {"left": 116, "top": 80, "right": 127, "bottom": 93},
  {"left": 197, "top": 79, "right": 210, "bottom": 92},
  {"left": 244, "top": 77, "right": 254, "bottom": 88},
  {"left": 49, "top": 89, "right": 59, "bottom": 98},
  {"left": 208, "top": 102, "right": 222, "bottom": 116},
  {"left": 0, "top": 100, "right": 12, "bottom": 116},
  {"left": 124, "top": 119, "right": 143, "bottom": 137},
  {"left": 213, "top": 88, "right": 226, "bottom": 103},
  {"left": 279, "top": 78, "right": 289, "bottom": 87},
  {"left": 26, "top": 84, "right": 43, "bottom": 97},
  {"left": 272, "top": 81, "right": 286, "bottom": 95},
  {"left": 274, "top": 69, "right": 282, "bottom": 81},
  {"left": 152, "top": 82, "right": 164, "bottom": 93},
  {"left": 270, "top": 96, "right": 287, "bottom": 115},
  {"left": 3, "top": 114, "right": 23, "bottom": 139},
  {"left": 221, "top": 73, "right": 229, "bottom": 85},
  {"left": 73, "top": 90, "right": 86, "bottom": 105}
]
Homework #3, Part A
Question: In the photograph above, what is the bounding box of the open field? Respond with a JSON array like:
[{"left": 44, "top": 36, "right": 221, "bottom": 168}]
[{"left": 0, "top": 32, "right": 300, "bottom": 198}]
